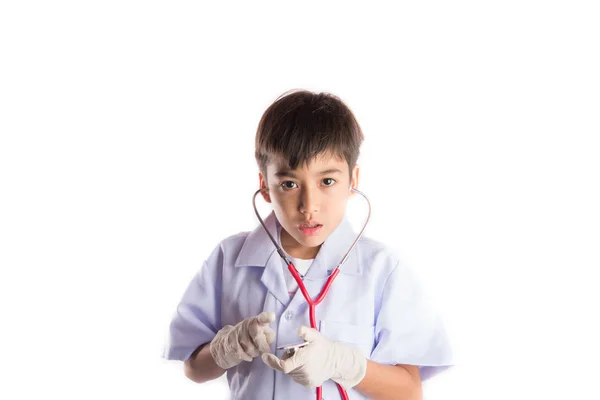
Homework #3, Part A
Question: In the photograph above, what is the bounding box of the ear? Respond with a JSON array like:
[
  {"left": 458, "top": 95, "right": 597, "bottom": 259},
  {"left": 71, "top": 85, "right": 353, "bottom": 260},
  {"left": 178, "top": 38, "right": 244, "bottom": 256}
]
[
  {"left": 349, "top": 165, "right": 360, "bottom": 196},
  {"left": 258, "top": 172, "right": 272, "bottom": 203}
]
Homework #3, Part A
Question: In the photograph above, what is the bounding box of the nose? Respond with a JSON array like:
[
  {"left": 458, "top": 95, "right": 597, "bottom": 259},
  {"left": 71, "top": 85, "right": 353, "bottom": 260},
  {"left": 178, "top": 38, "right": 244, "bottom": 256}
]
[{"left": 298, "top": 186, "right": 320, "bottom": 216}]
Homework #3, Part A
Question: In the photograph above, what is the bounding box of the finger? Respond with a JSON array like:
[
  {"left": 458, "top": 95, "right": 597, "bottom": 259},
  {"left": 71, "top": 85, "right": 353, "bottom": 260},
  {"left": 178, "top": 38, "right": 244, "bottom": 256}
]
[
  {"left": 297, "top": 326, "right": 321, "bottom": 343},
  {"left": 238, "top": 335, "right": 258, "bottom": 359},
  {"left": 248, "top": 323, "right": 275, "bottom": 349},
  {"left": 236, "top": 345, "right": 253, "bottom": 362},
  {"left": 280, "top": 349, "right": 306, "bottom": 374},
  {"left": 252, "top": 330, "right": 272, "bottom": 354},
  {"left": 257, "top": 311, "right": 275, "bottom": 325},
  {"left": 261, "top": 353, "right": 284, "bottom": 372},
  {"left": 264, "top": 327, "right": 276, "bottom": 344}
]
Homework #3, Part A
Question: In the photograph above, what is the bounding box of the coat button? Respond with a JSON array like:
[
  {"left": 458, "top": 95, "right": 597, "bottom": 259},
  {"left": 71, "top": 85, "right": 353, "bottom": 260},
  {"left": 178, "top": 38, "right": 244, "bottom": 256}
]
[{"left": 284, "top": 310, "right": 294, "bottom": 320}]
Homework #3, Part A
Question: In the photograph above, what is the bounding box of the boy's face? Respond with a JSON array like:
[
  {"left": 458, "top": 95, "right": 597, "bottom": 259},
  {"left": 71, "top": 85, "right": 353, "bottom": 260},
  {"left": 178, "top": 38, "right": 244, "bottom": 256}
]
[{"left": 258, "top": 152, "right": 359, "bottom": 260}]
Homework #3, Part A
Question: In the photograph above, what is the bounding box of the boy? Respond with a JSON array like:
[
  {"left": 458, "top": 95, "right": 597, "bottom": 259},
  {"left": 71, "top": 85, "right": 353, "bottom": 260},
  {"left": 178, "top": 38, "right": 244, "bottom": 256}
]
[{"left": 163, "top": 90, "right": 453, "bottom": 399}]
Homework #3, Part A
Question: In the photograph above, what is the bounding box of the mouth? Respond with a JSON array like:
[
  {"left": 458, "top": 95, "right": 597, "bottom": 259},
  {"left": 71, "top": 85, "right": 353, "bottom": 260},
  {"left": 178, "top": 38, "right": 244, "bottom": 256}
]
[{"left": 298, "top": 221, "right": 323, "bottom": 236}]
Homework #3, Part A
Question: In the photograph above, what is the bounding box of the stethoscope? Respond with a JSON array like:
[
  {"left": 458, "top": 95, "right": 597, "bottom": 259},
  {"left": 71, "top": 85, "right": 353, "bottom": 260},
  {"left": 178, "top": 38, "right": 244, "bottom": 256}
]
[{"left": 252, "top": 187, "right": 372, "bottom": 400}]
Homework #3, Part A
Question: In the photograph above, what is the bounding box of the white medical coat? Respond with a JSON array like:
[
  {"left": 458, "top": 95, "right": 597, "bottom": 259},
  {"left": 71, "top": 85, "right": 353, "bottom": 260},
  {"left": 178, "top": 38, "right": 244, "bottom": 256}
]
[{"left": 163, "top": 211, "right": 453, "bottom": 399}]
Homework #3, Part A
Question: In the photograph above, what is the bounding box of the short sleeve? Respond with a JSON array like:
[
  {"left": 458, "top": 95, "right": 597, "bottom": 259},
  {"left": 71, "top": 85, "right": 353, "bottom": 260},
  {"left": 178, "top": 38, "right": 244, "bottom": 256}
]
[
  {"left": 370, "top": 260, "right": 454, "bottom": 381},
  {"left": 162, "top": 244, "right": 223, "bottom": 361}
]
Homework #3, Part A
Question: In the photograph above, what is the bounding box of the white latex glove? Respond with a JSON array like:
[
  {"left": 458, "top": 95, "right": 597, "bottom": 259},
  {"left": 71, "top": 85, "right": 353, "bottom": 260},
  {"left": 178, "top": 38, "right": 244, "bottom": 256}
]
[
  {"left": 209, "top": 311, "right": 276, "bottom": 370},
  {"left": 261, "top": 326, "right": 367, "bottom": 389}
]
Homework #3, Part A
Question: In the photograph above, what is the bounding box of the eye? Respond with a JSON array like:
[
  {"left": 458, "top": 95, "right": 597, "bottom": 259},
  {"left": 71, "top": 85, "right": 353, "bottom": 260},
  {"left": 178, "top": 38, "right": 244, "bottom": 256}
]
[
  {"left": 322, "top": 178, "right": 336, "bottom": 187},
  {"left": 280, "top": 181, "right": 298, "bottom": 190}
]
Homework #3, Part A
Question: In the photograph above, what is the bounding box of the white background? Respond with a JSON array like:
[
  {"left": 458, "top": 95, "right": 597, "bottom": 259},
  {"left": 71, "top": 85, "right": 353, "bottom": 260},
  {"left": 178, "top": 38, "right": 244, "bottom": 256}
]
[{"left": 1, "top": 1, "right": 599, "bottom": 399}]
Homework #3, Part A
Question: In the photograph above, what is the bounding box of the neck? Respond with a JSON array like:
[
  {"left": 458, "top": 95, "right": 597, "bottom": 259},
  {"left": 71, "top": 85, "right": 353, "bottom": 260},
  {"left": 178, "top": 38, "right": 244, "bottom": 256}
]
[{"left": 280, "top": 229, "right": 320, "bottom": 259}]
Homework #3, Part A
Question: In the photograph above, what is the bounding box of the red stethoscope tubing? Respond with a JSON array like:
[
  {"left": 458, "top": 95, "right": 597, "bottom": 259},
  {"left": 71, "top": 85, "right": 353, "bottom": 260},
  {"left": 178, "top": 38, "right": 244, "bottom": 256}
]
[
  {"left": 288, "top": 263, "right": 348, "bottom": 400},
  {"left": 253, "top": 187, "right": 371, "bottom": 400}
]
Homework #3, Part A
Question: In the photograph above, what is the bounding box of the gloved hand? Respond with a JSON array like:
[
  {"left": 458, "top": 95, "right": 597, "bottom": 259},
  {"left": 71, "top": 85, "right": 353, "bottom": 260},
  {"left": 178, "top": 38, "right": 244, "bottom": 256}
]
[
  {"left": 209, "top": 311, "right": 276, "bottom": 370},
  {"left": 261, "top": 326, "right": 367, "bottom": 389}
]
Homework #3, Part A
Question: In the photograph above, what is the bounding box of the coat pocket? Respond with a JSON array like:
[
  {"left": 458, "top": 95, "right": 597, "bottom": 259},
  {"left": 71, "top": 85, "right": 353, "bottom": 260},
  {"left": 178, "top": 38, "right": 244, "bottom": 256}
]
[{"left": 319, "top": 320, "right": 375, "bottom": 357}]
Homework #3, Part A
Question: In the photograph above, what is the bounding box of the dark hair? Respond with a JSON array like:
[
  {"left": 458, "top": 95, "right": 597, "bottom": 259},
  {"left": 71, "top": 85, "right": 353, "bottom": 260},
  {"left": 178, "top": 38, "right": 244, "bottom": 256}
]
[{"left": 255, "top": 89, "right": 364, "bottom": 179}]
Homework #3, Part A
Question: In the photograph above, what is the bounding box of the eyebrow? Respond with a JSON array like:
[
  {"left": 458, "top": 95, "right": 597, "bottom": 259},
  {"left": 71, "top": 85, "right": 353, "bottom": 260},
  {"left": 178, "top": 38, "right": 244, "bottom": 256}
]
[{"left": 274, "top": 168, "right": 343, "bottom": 178}]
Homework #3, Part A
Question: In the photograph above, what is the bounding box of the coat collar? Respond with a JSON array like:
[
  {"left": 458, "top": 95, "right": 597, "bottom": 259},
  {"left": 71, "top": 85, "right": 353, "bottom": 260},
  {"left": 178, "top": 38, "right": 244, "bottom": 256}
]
[
  {"left": 234, "top": 211, "right": 362, "bottom": 277},
  {"left": 235, "top": 211, "right": 363, "bottom": 307}
]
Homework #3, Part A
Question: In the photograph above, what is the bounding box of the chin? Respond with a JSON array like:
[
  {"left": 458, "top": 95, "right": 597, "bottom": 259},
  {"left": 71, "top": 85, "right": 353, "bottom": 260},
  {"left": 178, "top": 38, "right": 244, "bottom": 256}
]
[{"left": 298, "top": 236, "right": 325, "bottom": 247}]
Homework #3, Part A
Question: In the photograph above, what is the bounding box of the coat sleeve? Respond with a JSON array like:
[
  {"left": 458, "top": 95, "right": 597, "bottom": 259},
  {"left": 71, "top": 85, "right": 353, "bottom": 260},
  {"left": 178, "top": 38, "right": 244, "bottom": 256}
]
[
  {"left": 370, "top": 260, "right": 454, "bottom": 381},
  {"left": 162, "top": 244, "right": 223, "bottom": 361}
]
